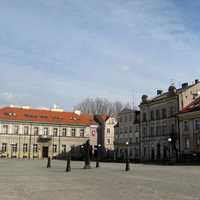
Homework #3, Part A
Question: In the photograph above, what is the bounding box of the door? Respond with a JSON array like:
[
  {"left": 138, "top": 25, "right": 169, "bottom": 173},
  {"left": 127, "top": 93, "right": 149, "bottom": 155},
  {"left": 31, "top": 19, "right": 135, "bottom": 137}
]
[{"left": 42, "top": 146, "right": 49, "bottom": 158}]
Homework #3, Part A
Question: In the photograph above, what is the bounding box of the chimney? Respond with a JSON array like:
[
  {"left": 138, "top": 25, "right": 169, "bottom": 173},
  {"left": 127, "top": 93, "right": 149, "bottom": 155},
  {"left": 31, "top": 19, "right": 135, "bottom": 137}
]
[
  {"left": 195, "top": 79, "right": 199, "bottom": 84},
  {"left": 74, "top": 110, "right": 81, "bottom": 115},
  {"left": 182, "top": 82, "right": 188, "bottom": 89},
  {"left": 157, "top": 90, "right": 163, "bottom": 95}
]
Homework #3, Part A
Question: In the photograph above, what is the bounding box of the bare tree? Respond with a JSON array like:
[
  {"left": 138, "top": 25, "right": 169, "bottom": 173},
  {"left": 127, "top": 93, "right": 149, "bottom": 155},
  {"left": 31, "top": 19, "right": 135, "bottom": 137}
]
[{"left": 73, "top": 98, "right": 131, "bottom": 116}]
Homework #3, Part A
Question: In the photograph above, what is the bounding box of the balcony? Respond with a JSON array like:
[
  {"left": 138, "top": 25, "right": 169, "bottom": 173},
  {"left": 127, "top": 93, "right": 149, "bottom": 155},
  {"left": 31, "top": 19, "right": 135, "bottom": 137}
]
[{"left": 38, "top": 135, "right": 52, "bottom": 143}]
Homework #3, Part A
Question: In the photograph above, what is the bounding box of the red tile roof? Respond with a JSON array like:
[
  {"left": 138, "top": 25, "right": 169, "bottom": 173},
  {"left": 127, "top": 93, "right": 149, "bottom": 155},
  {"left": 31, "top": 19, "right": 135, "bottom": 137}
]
[
  {"left": 0, "top": 106, "right": 97, "bottom": 126},
  {"left": 181, "top": 97, "right": 200, "bottom": 113}
]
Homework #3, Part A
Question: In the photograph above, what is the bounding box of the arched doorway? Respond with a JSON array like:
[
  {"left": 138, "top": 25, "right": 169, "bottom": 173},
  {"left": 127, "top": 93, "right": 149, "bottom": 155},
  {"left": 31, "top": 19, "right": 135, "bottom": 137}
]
[{"left": 163, "top": 145, "right": 168, "bottom": 160}]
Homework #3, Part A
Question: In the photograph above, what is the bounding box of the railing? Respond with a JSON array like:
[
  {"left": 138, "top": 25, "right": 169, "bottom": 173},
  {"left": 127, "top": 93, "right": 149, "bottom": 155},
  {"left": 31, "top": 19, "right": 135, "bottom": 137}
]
[{"left": 38, "top": 135, "right": 52, "bottom": 142}]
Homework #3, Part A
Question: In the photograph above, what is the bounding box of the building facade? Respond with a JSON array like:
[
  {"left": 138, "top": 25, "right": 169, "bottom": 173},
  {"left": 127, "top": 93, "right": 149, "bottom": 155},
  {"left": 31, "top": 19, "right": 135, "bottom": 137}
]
[
  {"left": 114, "top": 109, "right": 140, "bottom": 161},
  {"left": 0, "top": 106, "right": 98, "bottom": 159},
  {"left": 178, "top": 97, "right": 200, "bottom": 160},
  {"left": 139, "top": 80, "right": 200, "bottom": 162}
]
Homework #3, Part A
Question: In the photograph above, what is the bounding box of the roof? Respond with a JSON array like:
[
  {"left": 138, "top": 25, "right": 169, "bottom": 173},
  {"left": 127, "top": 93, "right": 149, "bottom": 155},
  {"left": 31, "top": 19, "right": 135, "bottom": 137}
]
[
  {"left": 143, "top": 82, "right": 199, "bottom": 104},
  {"left": 0, "top": 106, "right": 97, "bottom": 126},
  {"left": 180, "top": 97, "right": 200, "bottom": 114}
]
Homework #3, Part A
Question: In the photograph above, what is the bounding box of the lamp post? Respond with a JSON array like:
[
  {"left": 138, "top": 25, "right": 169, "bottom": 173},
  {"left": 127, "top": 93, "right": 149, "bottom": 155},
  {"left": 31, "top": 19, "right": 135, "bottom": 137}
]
[
  {"left": 125, "top": 141, "right": 130, "bottom": 171},
  {"left": 96, "top": 144, "right": 101, "bottom": 168},
  {"left": 168, "top": 137, "right": 172, "bottom": 162},
  {"left": 83, "top": 140, "right": 91, "bottom": 169}
]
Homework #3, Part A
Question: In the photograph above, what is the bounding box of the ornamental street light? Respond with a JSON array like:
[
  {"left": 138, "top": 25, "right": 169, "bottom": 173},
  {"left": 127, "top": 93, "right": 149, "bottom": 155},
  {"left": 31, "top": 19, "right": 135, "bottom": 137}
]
[
  {"left": 96, "top": 144, "right": 101, "bottom": 168},
  {"left": 125, "top": 141, "right": 130, "bottom": 171},
  {"left": 168, "top": 137, "right": 172, "bottom": 162}
]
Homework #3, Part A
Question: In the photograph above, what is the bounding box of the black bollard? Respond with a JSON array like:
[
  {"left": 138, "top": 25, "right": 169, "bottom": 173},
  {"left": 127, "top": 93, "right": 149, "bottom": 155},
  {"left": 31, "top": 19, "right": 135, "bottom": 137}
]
[
  {"left": 125, "top": 159, "right": 130, "bottom": 171},
  {"left": 96, "top": 144, "right": 101, "bottom": 168},
  {"left": 66, "top": 151, "right": 71, "bottom": 172},
  {"left": 83, "top": 140, "right": 91, "bottom": 169},
  {"left": 47, "top": 157, "right": 51, "bottom": 168}
]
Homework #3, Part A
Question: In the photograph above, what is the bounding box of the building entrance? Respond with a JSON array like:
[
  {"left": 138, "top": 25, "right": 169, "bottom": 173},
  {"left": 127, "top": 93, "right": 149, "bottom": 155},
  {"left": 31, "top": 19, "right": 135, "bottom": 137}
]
[{"left": 42, "top": 146, "right": 49, "bottom": 158}]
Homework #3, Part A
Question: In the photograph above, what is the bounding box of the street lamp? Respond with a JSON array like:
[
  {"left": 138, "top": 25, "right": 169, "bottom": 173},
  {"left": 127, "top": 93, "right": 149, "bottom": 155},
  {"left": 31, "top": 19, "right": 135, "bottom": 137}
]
[
  {"left": 168, "top": 137, "right": 172, "bottom": 162},
  {"left": 96, "top": 144, "right": 101, "bottom": 168},
  {"left": 125, "top": 141, "right": 130, "bottom": 171}
]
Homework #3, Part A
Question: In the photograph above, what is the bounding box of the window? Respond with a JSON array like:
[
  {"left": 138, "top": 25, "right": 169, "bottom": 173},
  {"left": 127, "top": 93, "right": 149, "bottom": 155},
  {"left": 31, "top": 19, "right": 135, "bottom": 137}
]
[
  {"left": 3, "top": 125, "right": 8, "bottom": 134},
  {"left": 53, "top": 144, "right": 57, "bottom": 153},
  {"left": 196, "top": 135, "right": 200, "bottom": 145},
  {"left": 62, "top": 144, "right": 66, "bottom": 152},
  {"left": 53, "top": 128, "right": 58, "bottom": 136},
  {"left": 80, "top": 128, "right": 85, "bottom": 137},
  {"left": 169, "top": 106, "right": 175, "bottom": 117},
  {"left": 142, "top": 127, "right": 147, "bottom": 137},
  {"left": 185, "top": 138, "right": 190, "bottom": 149},
  {"left": 43, "top": 128, "right": 48, "bottom": 136},
  {"left": 136, "top": 137, "right": 139, "bottom": 143},
  {"left": 156, "top": 110, "right": 160, "bottom": 120},
  {"left": 107, "top": 128, "right": 110, "bottom": 133},
  {"left": 162, "top": 125, "right": 167, "bottom": 136},
  {"left": 162, "top": 109, "right": 167, "bottom": 119},
  {"left": 11, "top": 143, "right": 17, "bottom": 152},
  {"left": 184, "top": 121, "right": 189, "bottom": 131},
  {"left": 129, "top": 127, "right": 132, "bottom": 133},
  {"left": 62, "top": 128, "right": 67, "bottom": 137},
  {"left": 23, "top": 144, "right": 28, "bottom": 153},
  {"left": 197, "top": 136, "right": 200, "bottom": 145},
  {"left": 34, "top": 127, "right": 39, "bottom": 135},
  {"left": 71, "top": 128, "right": 76, "bottom": 137},
  {"left": 129, "top": 115, "right": 132, "bottom": 122},
  {"left": 156, "top": 126, "right": 160, "bottom": 136},
  {"left": 107, "top": 139, "right": 110, "bottom": 144},
  {"left": 24, "top": 126, "right": 29, "bottom": 135},
  {"left": 171, "top": 124, "right": 175, "bottom": 134},
  {"left": 13, "top": 125, "right": 19, "bottom": 134},
  {"left": 150, "top": 111, "right": 154, "bottom": 121},
  {"left": 124, "top": 116, "right": 127, "bottom": 122},
  {"left": 142, "top": 113, "right": 147, "bottom": 122},
  {"left": 2, "top": 143, "right": 7, "bottom": 152},
  {"left": 33, "top": 144, "right": 38, "bottom": 152},
  {"left": 150, "top": 127, "right": 154, "bottom": 136},
  {"left": 195, "top": 120, "right": 200, "bottom": 130}
]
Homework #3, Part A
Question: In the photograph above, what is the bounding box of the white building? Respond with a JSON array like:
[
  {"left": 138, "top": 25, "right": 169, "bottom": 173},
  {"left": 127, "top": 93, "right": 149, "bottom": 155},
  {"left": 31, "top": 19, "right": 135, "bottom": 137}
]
[{"left": 0, "top": 106, "right": 98, "bottom": 159}]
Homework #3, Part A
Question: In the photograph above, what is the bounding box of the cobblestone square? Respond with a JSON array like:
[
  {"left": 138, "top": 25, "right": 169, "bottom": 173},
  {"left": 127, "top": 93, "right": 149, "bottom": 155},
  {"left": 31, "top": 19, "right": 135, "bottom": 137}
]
[{"left": 0, "top": 160, "right": 200, "bottom": 200}]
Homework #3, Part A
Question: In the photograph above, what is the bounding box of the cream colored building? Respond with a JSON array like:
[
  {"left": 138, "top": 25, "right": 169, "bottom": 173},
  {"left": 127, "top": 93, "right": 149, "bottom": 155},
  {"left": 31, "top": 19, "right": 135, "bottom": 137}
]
[
  {"left": 140, "top": 80, "right": 200, "bottom": 161},
  {"left": 0, "top": 106, "right": 98, "bottom": 159},
  {"left": 178, "top": 97, "right": 200, "bottom": 160},
  {"left": 114, "top": 109, "right": 140, "bottom": 160},
  {"left": 94, "top": 115, "right": 117, "bottom": 158}
]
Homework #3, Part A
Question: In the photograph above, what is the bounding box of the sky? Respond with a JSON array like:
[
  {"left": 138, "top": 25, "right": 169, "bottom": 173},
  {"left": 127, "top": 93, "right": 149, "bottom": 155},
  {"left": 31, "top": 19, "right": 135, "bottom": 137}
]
[{"left": 0, "top": 0, "right": 200, "bottom": 110}]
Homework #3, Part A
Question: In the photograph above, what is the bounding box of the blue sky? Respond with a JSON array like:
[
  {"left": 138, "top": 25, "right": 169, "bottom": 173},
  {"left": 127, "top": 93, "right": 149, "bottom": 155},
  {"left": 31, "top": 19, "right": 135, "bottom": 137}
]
[{"left": 0, "top": 0, "right": 200, "bottom": 110}]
